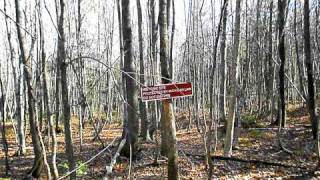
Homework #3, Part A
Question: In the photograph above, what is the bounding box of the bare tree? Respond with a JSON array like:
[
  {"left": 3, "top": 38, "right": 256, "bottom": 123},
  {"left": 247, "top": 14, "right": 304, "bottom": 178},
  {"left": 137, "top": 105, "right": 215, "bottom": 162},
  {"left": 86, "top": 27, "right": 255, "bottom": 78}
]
[
  {"left": 209, "top": 0, "right": 228, "bottom": 121},
  {"left": 266, "top": 0, "right": 275, "bottom": 119},
  {"left": 39, "top": 0, "right": 59, "bottom": 177},
  {"left": 219, "top": 0, "right": 228, "bottom": 124},
  {"left": 57, "top": 0, "right": 77, "bottom": 178},
  {"left": 0, "top": 67, "right": 10, "bottom": 176},
  {"left": 14, "top": 0, "right": 46, "bottom": 178},
  {"left": 121, "top": 0, "right": 139, "bottom": 157},
  {"left": 294, "top": 0, "right": 306, "bottom": 101},
  {"left": 224, "top": 0, "right": 242, "bottom": 157},
  {"left": 4, "top": 0, "right": 26, "bottom": 156},
  {"left": 159, "top": 0, "right": 179, "bottom": 179},
  {"left": 277, "top": 0, "right": 287, "bottom": 127},
  {"left": 136, "top": 0, "right": 150, "bottom": 141},
  {"left": 304, "top": 0, "right": 318, "bottom": 139}
]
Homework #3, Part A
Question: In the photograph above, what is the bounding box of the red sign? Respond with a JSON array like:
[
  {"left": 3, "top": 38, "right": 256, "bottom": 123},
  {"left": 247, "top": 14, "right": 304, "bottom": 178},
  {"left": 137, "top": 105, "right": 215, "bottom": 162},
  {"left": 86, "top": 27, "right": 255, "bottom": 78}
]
[{"left": 141, "top": 82, "right": 193, "bottom": 102}]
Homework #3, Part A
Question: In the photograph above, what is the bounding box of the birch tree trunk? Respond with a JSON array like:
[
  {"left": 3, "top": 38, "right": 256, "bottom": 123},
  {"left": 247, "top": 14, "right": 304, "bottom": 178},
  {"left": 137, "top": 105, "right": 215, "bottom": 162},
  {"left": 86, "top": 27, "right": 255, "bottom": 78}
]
[
  {"left": 4, "top": 0, "right": 26, "bottom": 156},
  {"left": 219, "top": 0, "right": 228, "bottom": 124}
]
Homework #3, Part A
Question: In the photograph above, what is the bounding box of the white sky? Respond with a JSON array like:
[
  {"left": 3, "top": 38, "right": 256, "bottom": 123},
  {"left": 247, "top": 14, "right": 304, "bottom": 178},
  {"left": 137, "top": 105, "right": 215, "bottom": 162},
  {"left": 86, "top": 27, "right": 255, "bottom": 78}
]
[{"left": 0, "top": 0, "right": 317, "bottom": 77}]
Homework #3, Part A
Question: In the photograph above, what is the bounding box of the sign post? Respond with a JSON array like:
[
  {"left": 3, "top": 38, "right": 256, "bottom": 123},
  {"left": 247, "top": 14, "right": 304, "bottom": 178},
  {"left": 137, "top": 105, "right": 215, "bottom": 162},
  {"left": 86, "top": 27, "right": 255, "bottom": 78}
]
[{"left": 141, "top": 82, "right": 193, "bottom": 102}]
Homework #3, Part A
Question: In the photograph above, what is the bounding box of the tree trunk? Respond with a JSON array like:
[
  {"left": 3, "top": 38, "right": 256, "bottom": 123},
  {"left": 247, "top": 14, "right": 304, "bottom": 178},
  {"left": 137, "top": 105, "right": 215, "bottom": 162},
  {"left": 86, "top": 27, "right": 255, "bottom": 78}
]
[
  {"left": 15, "top": 0, "right": 45, "bottom": 178},
  {"left": 209, "top": 0, "right": 228, "bottom": 121},
  {"left": 136, "top": 0, "right": 150, "bottom": 141},
  {"left": 169, "top": 0, "right": 175, "bottom": 78},
  {"left": 57, "top": 0, "right": 77, "bottom": 178},
  {"left": 116, "top": 0, "right": 129, "bottom": 142},
  {"left": 267, "top": 0, "right": 274, "bottom": 119},
  {"left": 159, "top": 0, "right": 179, "bottom": 179},
  {"left": 4, "top": 0, "right": 26, "bottom": 156},
  {"left": 121, "top": 0, "right": 139, "bottom": 157},
  {"left": 304, "top": 0, "right": 318, "bottom": 139},
  {"left": 39, "top": 0, "right": 59, "bottom": 177},
  {"left": 0, "top": 70, "right": 10, "bottom": 176},
  {"left": 294, "top": 0, "right": 306, "bottom": 101},
  {"left": 277, "top": 0, "right": 287, "bottom": 128},
  {"left": 76, "top": 0, "right": 85, "bottom": 152},
  {"left": 219, "top": 0, "right": 228, "bottom": 124},
  {"left": 224, "top": 0, "right": 241, "bottom": 157}
]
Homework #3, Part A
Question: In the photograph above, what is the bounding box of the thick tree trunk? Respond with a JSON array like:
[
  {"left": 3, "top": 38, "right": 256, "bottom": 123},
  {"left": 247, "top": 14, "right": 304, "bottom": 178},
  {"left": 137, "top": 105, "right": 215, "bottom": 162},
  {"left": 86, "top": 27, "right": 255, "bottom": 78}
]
[
  {"left": 159, "top": 0, "right": 179, "bottom": 179},
  {"left": 277, "top": 0, "right": 287, "bottom": 128},
  {"left": 121, "top": 0, "right": 139, "bottom": 157},
  {"left": 116, "top": 0, "right": 129, "bottom": 141},
  {"left": 304, "top": 0, "right": 318, "bottom": 139}
]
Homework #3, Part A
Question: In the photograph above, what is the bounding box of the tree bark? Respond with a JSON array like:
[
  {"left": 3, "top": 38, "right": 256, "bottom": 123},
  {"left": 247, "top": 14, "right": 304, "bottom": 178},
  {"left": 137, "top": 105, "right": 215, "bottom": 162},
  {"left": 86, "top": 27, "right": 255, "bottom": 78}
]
[
  {"left": 15, "top": 0, "right": 45, "bottom": 178},
  {"left": 304, "top": 0, "right": 318, "bottom": 139},
  {"left": 39, "top": 0, "right": 59, "bottom": 177},
  {"left": 277, "top": 0, "right": 287, "bottom": 128},
  {"left": 136, "top": 0, "right": 150, "bottom": 141},
  {"left": 267, "top": 0, "right": 274, "bottom": 118},
  {"left": 0, "top": 70, "right": 10, "bottom": 176},
  {"left": 294, "top": 0, "right": 306, "bottom": 101},
  {"left": 209, "top": 0, "right": 228, "bottom": 120},
  {"left": 4, "top": 0, "right": 26, "bottom": 156},
  {"left": 159, "top": 0, "right": 179, "bottom": 179},
  {"left": 169, "top": 0, "right": 175, "bottom": 77},
  {"left": 219, "top": 0, "right": 228, "bottom": 124},
  {"left": 57, "top": 0, "right": 77, "bottom": 178},
  {"left": 224, "top": 0, "right": 241, "bottom": 157},
  {"left": 121, "top": 0, "right": 139, "bottom": 157}
]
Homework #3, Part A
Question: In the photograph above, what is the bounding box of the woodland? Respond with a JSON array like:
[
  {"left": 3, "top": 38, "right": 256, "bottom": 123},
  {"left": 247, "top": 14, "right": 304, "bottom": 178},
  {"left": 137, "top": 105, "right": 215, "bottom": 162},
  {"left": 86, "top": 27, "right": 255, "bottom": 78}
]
[{"left": 0, "top": 0, "right": 320, "bottom": 179}]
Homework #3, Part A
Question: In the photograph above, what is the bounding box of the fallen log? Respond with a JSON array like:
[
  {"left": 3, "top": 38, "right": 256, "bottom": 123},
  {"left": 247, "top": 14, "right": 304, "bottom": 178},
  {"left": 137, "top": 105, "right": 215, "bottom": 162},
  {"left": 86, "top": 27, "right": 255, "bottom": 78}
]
[{"left": 186, "top": 153, "right": 308, "bottom": 170}]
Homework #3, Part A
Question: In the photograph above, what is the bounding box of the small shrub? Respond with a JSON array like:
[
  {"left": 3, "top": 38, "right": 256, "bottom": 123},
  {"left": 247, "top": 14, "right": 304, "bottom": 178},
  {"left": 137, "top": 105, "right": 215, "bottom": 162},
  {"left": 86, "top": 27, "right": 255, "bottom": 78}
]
[
  {"left": 58, "top": 161, "right": 88, "bottom": 177},
  {"left": 77, "top": 161, "right": 88, "bottom": 176},
  {"left": 248, "top": 129, "right": 263, "bottom": 138},
  {"left": 241, "top": 114, "right": 257, "bottom": 128},
  {"left": 58, "top": 162, "right": 69, "bottom": 171}
]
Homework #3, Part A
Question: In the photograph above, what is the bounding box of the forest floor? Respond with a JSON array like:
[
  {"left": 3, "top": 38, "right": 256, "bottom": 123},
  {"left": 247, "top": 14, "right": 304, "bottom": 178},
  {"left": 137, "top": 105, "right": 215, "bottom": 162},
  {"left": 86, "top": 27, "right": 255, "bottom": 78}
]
[{"left": 1, "top": 103, "right": 320, "bottom": 179}]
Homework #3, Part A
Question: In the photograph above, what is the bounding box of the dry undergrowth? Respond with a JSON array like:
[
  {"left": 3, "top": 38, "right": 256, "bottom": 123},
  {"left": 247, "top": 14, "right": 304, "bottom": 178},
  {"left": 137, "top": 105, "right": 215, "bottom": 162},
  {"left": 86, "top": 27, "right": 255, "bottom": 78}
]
[{"left": 0, "top": 104, "right": 319, "bottom": 179}]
